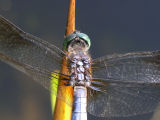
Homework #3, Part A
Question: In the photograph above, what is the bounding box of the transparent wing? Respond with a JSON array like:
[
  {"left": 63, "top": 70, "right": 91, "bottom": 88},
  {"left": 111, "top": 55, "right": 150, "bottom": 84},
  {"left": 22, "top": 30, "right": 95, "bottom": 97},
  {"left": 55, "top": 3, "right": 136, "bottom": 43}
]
[
  {"left": 88, "top": 81, "right": 160, "bottom": 118},
  {"left": 92, "top": 51, "right": 160, "bottom": 84},
  {"left": 88, "top": 51, "right": 160, "bottom": 117},
  {"left": 0, "top": 15, "right": 71, "bottom": 103}
]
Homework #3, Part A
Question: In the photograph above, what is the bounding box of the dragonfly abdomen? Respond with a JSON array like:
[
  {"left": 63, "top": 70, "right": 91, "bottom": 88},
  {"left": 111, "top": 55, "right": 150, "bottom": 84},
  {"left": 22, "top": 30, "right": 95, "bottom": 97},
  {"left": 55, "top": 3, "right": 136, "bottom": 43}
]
[{"left": 72, "top": 86, "right": 87, "bottom": 120}]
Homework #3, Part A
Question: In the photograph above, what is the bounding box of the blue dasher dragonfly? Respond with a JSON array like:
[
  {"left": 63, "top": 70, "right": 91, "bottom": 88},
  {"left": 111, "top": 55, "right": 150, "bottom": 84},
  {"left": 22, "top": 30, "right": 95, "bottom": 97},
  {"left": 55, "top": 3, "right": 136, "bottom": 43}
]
[{"left": 0, "top": 14, "right": 160, "bottom": 120}]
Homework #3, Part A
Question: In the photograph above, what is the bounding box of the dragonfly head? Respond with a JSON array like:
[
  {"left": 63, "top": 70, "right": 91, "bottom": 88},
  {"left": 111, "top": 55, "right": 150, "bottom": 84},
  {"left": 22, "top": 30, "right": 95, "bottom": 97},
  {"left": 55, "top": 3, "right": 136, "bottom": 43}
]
[{"left": 63, "top": 31, "right": 91, "bottom": 51}]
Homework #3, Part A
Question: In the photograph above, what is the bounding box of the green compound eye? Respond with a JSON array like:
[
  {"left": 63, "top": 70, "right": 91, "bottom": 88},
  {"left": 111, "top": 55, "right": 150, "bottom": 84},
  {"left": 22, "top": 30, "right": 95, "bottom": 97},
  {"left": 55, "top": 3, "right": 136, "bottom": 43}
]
[{"left": 63, "top": 31, "right": 91, "bottom": 51}]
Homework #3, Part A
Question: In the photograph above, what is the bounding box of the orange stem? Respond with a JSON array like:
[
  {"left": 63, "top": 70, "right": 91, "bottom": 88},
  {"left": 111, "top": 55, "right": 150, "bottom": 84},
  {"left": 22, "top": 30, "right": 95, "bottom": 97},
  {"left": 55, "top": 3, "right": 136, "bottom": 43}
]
[
  {"left": 65, "top": 0, "right": 75, "bottom": 35},
  {"left": 53, "top": 0, "right": 75, "bottom": 120}
]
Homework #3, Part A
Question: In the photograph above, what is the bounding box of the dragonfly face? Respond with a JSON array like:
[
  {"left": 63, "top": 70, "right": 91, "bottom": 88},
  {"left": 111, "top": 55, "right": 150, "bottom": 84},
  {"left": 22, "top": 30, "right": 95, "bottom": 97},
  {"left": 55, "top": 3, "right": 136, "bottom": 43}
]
[
  {"left": 64, "top": 31, "right": 91, "bottom": 51},
  {"left": 1, "top": 15, "right": 160, "bottom": 119}
]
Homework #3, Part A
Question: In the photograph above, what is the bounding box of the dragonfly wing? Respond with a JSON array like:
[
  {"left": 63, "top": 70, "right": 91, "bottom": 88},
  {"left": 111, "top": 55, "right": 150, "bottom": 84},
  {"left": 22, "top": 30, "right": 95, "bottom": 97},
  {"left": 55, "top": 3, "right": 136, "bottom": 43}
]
[
  {"left": 87, "top": 82, "right": 160, "bottom": 118},
  {"left": 0, "top": 52, "right": 72, "bottom": 106},
  {"left": 88, "top": 51, "right": 160, "bottom": 117},
  {"left": 92, "top": 51, "right": 160, "bottom": 84},
  {"left": 0, "top": 15, "right": 65, "bottom": 91},
  {"left": 0, "top": 52, "right": 55, "bottom": 89}
]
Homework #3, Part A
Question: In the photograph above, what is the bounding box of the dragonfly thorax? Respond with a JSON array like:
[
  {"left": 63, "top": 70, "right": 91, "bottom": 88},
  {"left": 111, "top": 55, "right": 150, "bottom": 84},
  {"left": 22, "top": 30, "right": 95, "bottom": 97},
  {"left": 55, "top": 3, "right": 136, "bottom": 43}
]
[{"left": 69, "top": 53, "right": 91, "bottom": 87}]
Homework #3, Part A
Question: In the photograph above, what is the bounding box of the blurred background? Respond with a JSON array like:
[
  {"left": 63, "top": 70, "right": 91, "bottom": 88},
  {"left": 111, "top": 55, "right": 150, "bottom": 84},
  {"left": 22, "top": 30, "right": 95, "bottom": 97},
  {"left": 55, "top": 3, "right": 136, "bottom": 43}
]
[{"left": 0, "top": 0, "right": 160, "bottom": 120}]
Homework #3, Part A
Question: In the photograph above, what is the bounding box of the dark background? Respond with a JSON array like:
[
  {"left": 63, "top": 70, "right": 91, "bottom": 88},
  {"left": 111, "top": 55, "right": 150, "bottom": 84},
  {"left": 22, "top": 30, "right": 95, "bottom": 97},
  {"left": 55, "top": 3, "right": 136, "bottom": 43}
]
[{"left": 0, "top": 0, "right": 160, "bottom": 120}]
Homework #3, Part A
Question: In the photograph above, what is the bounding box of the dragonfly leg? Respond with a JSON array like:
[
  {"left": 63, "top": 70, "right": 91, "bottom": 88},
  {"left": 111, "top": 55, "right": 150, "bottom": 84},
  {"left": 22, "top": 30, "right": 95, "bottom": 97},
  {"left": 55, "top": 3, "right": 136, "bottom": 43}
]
[
  {"left": 61, "top": 78, "right": 70, "bottom": 81},
  {"left": 64, "top": 83, "right": 72, "bottom": 86},
  {"left": 88, "top": 85, "right": 106, "bottom": 93},
  {"left": 64, "top": 79, "right": 76, "bottom": 86},
  {"left": 91, "top": 80, "right": 106, "bottom": 86}
]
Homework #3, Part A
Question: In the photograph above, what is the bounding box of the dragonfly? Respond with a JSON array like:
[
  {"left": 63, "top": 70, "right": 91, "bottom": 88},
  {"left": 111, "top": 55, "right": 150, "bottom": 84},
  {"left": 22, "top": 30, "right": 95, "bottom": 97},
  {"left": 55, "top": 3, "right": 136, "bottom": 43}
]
[{"left": 1, "top": 7, "right": 160, "bottom": 120}]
